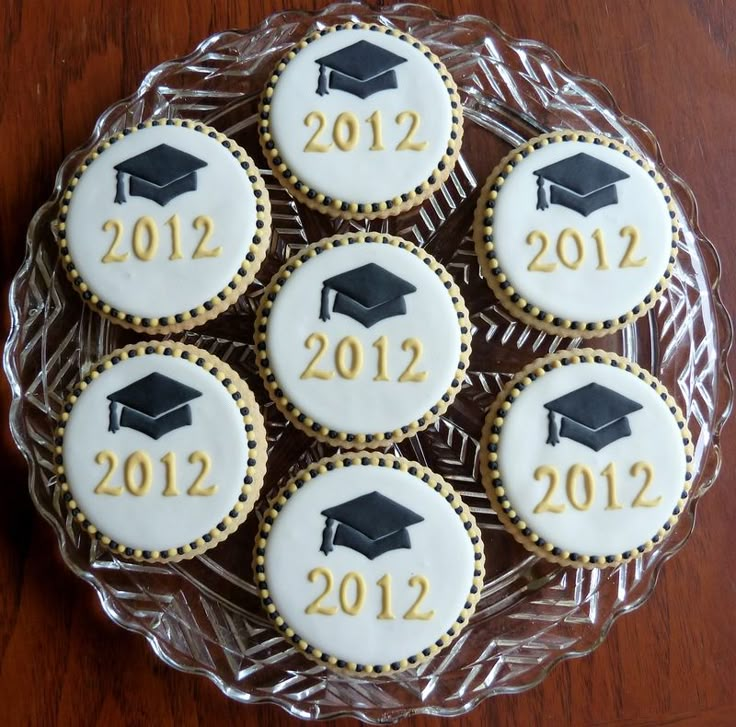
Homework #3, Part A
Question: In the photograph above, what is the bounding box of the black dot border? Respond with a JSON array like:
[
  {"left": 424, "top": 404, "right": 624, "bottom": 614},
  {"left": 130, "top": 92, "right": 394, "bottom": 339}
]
[
  {"left": 254, "top": 233, "right": 473, "bottom": 448},
  {"left": 54, "top": 341, "right": 268, "bottom": 562},
  {"left": 480, "top": 348, "right": 694, "bottom": 568},
  {"left": 253, "top": 452, "right": 485, "bottom": 675},
  {"left": 473, "top": 130, "right": 680, "bottom": 338},
  {"left": 258, "top": 22, "right": 463, "bottom": 220},
  {"left": 57, "top": 118, "right": 271, "bottom": 333}
]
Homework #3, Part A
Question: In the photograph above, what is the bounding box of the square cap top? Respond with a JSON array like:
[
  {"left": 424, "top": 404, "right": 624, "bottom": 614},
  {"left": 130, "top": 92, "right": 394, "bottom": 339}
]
[
  {"left": 322, "top": 263, "right": 417, "bottom": 310},
  {"left": 544, "top": 382, "right": 642, "bottom": 431},
  {"left": 316, "top": 39, "right": 407, "bottom": 82},
  {"left": 321, "top": 491, "right": 424, "bottom": 540},
  {"left": 533, "top": 152, "right": 630, "bottom": 196},
  {"left": 114, "top": 144, "right": 208, "bottom": 187},
  {"left": 107, "top": 372, "right": 202, "bottom": 418}
]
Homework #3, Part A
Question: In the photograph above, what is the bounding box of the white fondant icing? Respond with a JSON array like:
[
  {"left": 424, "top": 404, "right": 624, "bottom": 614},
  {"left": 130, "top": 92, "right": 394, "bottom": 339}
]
[
  {"left": 266, "top": 241, "right": 463, "bottom": 434},
  {"left": 65, "top": 124, "right": 260, "bottom": 318},
  {"left": 495, "top": 362, "right": 687, "bottom": 556},
  {"left": 263, "top": 463, "right": 476, "bottom": 666},
  {"left": 490, "top": 140, "right": 673, "bottom": 322},
  {"left": 268, "top": 27, "right": 454, "bottom": 202},
  {"left": 63, "top": 352, "right": 252, "bottom": 551}
]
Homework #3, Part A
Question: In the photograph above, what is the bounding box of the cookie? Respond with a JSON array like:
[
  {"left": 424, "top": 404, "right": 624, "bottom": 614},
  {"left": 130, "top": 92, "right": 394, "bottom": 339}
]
[
  {"left": 58, "top": 118, "right": 270, "bottom": 333},
  {"left": 480, "top": 350, "right": 693, "bottom": 568},
  {"left": 474, "top": 131, "right": 679, "bottom": 337},
  {"left": 255, "top": 233, "right": 471, "bottom": 447},
  {"left": 253, "top": 453, "right": 484, "bottom": 676},
  {"left": 54, "top": 341, "right": 267, "bottom": 562},
  {"left": 259, "top": 22, "right": 463, "bottom": 219}
]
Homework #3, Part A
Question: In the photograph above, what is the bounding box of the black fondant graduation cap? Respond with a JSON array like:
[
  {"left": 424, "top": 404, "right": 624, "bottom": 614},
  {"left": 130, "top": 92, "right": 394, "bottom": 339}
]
[
  {"left": 113, "top": 144, "right": 208, "bottom": 206},
  {"left": 107, "top": 372, "right": 202, "bottom": 440},
  {"left": 533, "top": 152, "right": 630, "bottom": 216},
  {"left": 320, "top": 491, "right": 424, "bottom": 560},
  {"left": 315, "top": 39, "right": 407, "bottom": 98},
  {"left": 544, "top": 382, "right": 643, "bottom": 452},
  {"left": 319, "top": 263, "right": 417, "bottom": 328}
]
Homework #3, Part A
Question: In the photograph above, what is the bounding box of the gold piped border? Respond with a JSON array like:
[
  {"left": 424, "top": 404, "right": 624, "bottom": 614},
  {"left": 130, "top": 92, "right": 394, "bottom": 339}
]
[
  {"left": 253, "top": 452, "right": 485, "bottom": 676},
  {"left": 54, "top": 341, "right": 268, "bottom": 563},
  {"left": 254, "top": 232, "right": 472, "bottom": 448},
  {"left": 57, "top": 118, "right": 271, "bottom": 333},
  {"left": 480, "top": 349, "right": 694, "bottom": 569},
  {"left": 258, "top": 21, "right": 464, "bottom": 220},
  {"left": 473, "top": 130, "right": 680, "bottom": 338}
]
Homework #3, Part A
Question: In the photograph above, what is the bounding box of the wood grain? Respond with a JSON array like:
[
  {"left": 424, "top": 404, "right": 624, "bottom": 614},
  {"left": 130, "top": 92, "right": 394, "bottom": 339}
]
[{"left": 1, "top": 1, "right": 734, "bottom": 725}]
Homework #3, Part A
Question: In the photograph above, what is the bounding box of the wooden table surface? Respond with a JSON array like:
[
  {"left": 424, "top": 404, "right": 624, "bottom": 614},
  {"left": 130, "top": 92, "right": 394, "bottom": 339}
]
[{"left": 1, "top": 1, "right": 734, "bottom": 725}]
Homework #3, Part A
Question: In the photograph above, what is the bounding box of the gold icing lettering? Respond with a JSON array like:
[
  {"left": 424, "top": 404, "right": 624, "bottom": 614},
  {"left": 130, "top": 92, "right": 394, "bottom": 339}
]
[
  {"left": 398, "top": 338, "right": 428, "bottom": 383},
  {"left": 335, "top": 336, "right": 363, "bottom": 380},
  {"left": 527, "top": 226, "right": 646, "bottom": 271},
  {"left": 403, "top": 575, "right": 435, "bottom": 620},
  {"left": 103, "top": 216, "right": 220, "bottom": 263},
  {"left": 533, "top": 462, "right": 658, "bottom": 513},
  {"left": 301, "top": 335, "right": 428, "bottom": 382},
  {"left": 301, "top": 332, "right": 334, "bottom": 380},
  {"left": 132, "top": 216, "right": 159, "bottom": 261},
  {"left": 367, "top": 110, "right": 385, "bottom": 151},
  {"left": 124, "top": 450, "right": 153, "bottom": 496},
  {"left": 376, "top": 574, "right": 395, "bottom": 620},
  {"left": 631, "top": 461, "right": 661, "bottom": 507},
  {"left": 187, "top": 451, "right": 217, "bottom": 496},
  {"left": 602, "top": 462, "right": 623, "bottom": 510},
  {"left": 592, "top": 228, "right": 610, "bottom": 270},
  {"left": 161, "top": 451, "right": 180, "bottom": 496},
  {"left": 619, "top": 225, "right": 647, "bottom": 268},
  {"left": 396, "top": 111, "right": 428, "bottom": 151},
  {"left": 372, "top": 336, "right": 390, "bottom": 381},
  {"left": 305, "top": 571, "right": 435, "bottom": 619},
  {"left": 303, "top": 111, "right": 429, "bottom": 152},
  {"left": 333, "top": 112, "right": 360, "bottom": 152},
  {"left": 94, "top": 450, "right": 122, "bottom": 495},
  {"left": 166, "top": 214, "right": 184, "bottom": 260},
  {"left": 303, "top": 111, "right": 333, "bottom": 152},
  {"left": 101, "top": 219, "right": 128, "bottom": 263},
  {"left": 533, "top": 465, "right": 565, "bottom": 513},
  {"left": 526, "top": 231, "right": 557, "bottom": 272},
  {"left": 556, "top": 228, "right": 585, "bottom": 270},
  {"left": 192, "top": 215, "right": 221, "bottom": 259},
  {"left": 339, "top": 571, "right": 367, "bottom": 615},
  {"left": 305, "top": 567, "right": 338, "bottom": 615},
  {"left": 566, "top": 463, "right": 595, "bottom": 511}
]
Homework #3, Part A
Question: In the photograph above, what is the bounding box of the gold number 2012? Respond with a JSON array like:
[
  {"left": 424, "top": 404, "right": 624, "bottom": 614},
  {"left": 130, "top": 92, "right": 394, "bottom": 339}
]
[
  {"left": 305, "top": 568, "right": 435, "bottom": 620},
  {"left": 94, "top": 450, "right": 218, "bottom": 497},
  {"left": 526, "top": 226, "right": 647, "bottom": 272},
  {"left": 101, "top": 214, "right": 220, "bottom": 263},
  {"left": 304, "top": 110, "right": 428, "bottom": 153},
  {"left": 300, "top": 333, "right": 427, "bottom": 383},
  {"left": 533, "top": 461, "right": 660, "bottom": 514}
]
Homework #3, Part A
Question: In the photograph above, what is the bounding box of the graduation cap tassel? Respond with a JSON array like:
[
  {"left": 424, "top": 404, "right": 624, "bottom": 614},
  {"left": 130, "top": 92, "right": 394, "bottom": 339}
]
[
  {"left": 108, "top": 401, "right": 121, "bottom": 434},
  {"left": 316, "top": 64, "right": 329, "bottom": 96},
  {"left": 536, "top": 176, "right": 548, "bottom": 211},
  {"left": 320, "top": 518, "right": 336, "bottom": 555},
  {"left": 319, "top": 284, "right": 331, "bottom": 322},
  {"left": 114, "top": 170, "right": 126, "bottom": 204},
  {"left": 546, "top": 410, "right": 559, "bottom": 446}
]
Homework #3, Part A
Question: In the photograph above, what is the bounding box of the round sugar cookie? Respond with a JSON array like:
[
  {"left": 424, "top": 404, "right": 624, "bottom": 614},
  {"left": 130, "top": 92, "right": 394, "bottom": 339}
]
[
  {"left": 259, "top": 22, "right": 463, "bottom": 219},
  {"left": 474, "top": 131, "right": 679, "bottom": 337},
  {"left": 480, "top": 350, "right": 693, "bottom": 568},
  {"left": 255, "top": 233, "right": 472, "bottom": 447},
  {"left": 253, "top": 453, "right": 484, "bottom": 676},
  {"left": 55, "top": 341, "right": 267, "bottom": 562},
  {"left": 58, "top": 118, "right": 270, "bottom": 333}
]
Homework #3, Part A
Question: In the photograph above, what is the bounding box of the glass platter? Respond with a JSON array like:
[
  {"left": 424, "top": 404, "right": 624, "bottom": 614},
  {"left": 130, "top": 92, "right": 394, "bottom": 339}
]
[{"left": 5, "top": 2, "right": 733, "bottom": 721}]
